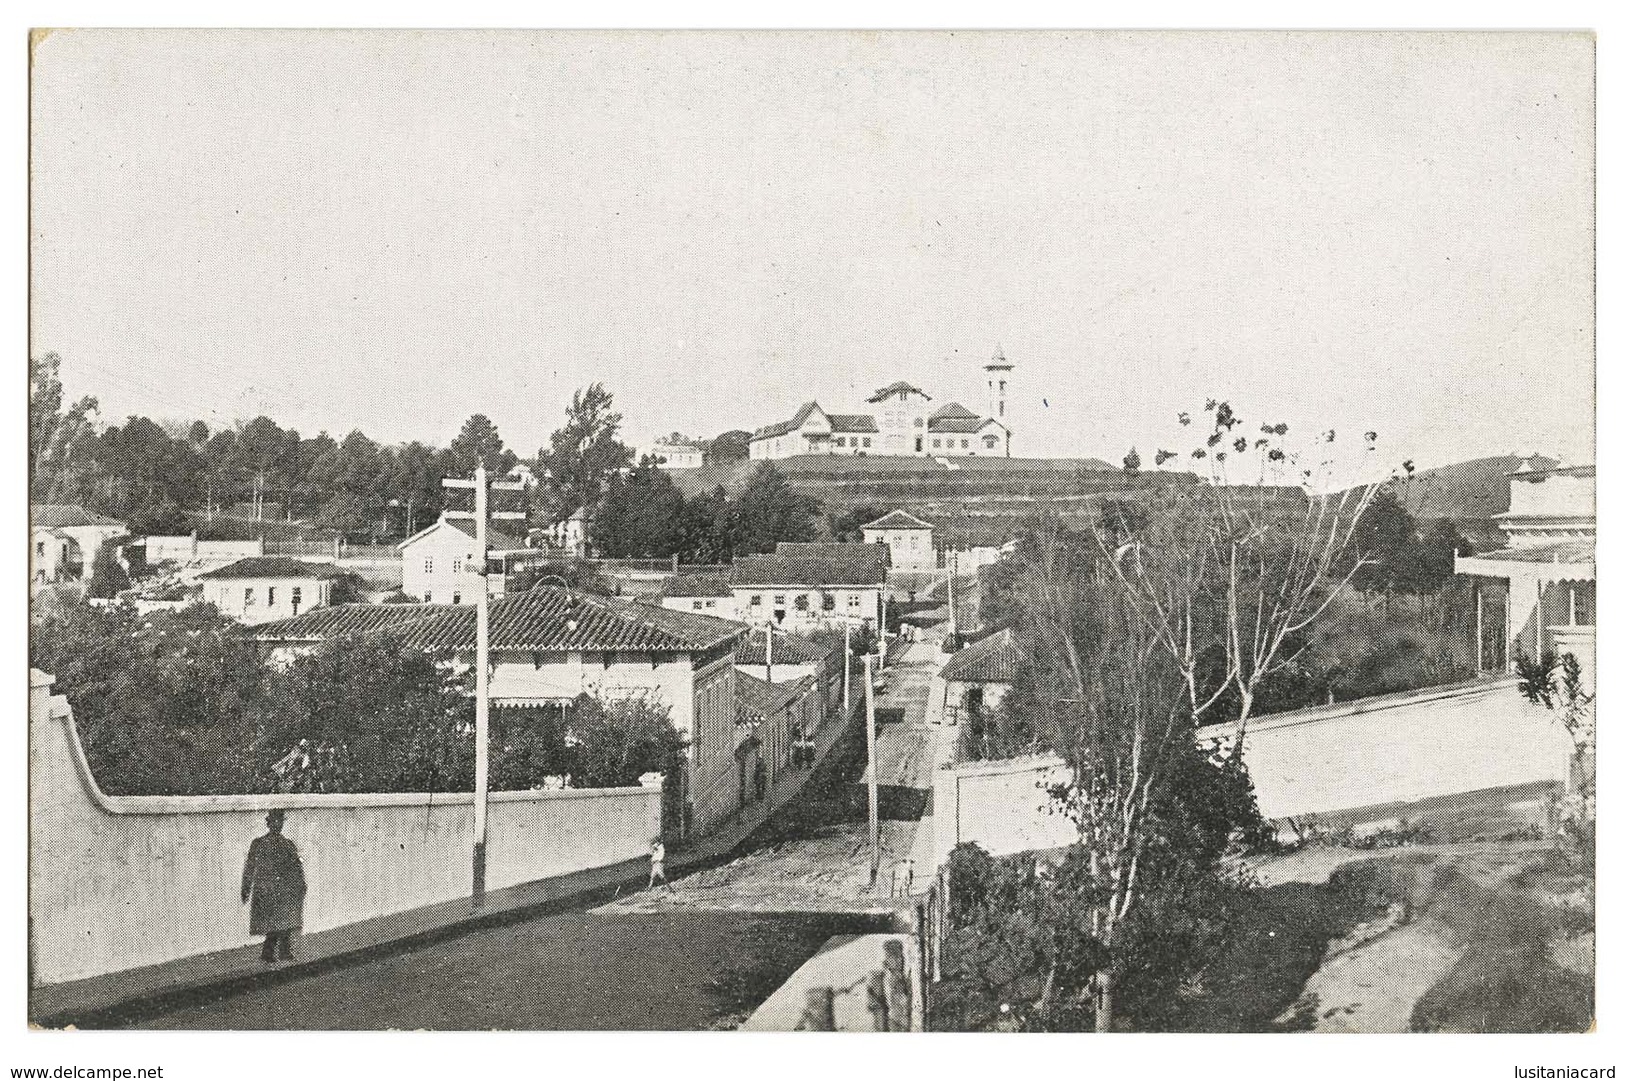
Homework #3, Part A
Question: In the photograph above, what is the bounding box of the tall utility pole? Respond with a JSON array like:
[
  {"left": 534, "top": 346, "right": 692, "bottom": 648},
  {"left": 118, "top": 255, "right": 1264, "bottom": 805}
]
[
  {"left": 864, "top": 653, "right": 879, "bottom": 886},
  {"left": 442, "top": 462, "right": 526, "bottom": 909},
  {"left": 945, "top": 551, "right": 958, "bottom": 639},
  {"left": 843, "top": 620, "right": 852, "bottom": 716}
]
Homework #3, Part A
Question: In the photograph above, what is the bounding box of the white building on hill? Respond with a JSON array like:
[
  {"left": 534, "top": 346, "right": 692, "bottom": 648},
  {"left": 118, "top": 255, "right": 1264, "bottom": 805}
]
[{"left": 749, "top": 348, "right": 1013, "bottom": 460}]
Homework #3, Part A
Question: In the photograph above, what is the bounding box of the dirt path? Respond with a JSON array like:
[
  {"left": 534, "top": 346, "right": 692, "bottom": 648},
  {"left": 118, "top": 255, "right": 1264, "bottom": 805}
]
[{"left": 1286, "top": 919, "right": 1462, "bottom": 1032}]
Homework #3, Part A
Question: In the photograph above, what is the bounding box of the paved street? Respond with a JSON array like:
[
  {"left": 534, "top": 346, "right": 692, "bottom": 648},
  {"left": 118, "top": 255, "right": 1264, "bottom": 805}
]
[
  {"left": 128, "top": 907, "right": 888, "bottom": 1030},
  {"left": 604, "top": 634, "right": 947, "bottom": 915}
]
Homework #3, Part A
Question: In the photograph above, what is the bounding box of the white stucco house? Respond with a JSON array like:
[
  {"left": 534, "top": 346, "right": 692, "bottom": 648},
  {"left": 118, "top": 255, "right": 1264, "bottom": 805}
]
[
  {"left": 659, "top": 572, "right": 740, "bottom": 620},
  {"left": 31, "top": 505, "right": 128, "bottom": 593},
  {"left": 646, "top": 437, "right": 706, "bottom": 470},
  {"left": 198, "top": 556, "right": 345, "bottom": 625},
  {"left": 252, "top": 587, "right": 749, "bottom": 836},
  {"left": 730, "top": 542, "right": 890, "bottom": 633},
  {"left": 397, "top": 514, "right": 530, "bottom": 604},
  {"left": 940, "top": 627, "right": 1024, "bottom": 725},
  {"left": 1455, "top": 462, "right": 1595, "bottom": 684},
  {"left": 861, "top": 509, "right": 936, "bottom": 572}
]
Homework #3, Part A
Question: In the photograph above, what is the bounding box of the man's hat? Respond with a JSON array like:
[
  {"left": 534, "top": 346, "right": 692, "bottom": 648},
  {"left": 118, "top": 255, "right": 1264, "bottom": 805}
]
[{"left": 266, "top": 809, "right": 286, "bottom": 827}]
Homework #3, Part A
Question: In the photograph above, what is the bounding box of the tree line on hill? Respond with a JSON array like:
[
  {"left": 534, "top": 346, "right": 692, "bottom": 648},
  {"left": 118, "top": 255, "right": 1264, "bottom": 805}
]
[{"left": 30, "top": 354, "right": 761, "bottom": 548}]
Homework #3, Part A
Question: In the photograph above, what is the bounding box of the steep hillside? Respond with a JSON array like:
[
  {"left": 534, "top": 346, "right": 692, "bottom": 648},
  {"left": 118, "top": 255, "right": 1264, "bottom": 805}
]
[{"left": 669, "top": 455, "right": 1171, "bottom": 547}]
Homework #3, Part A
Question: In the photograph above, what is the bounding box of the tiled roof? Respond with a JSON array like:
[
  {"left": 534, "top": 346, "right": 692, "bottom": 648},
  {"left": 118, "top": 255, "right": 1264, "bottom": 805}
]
[
  {"left": 867, "top": 381, "right": 931, "bottom": 403},
  {"left": 735, "top": 670, "right": 817, "bottom": 724},
  {"left": 34, "top": 504, "right": 126, "bottom": 529},
  {"left": 661, "top": 572, "right": 734, "bottom": 599},
  {"left": 732, "top": 543, "right": 890, "bottom": 587},
  {"left": 735, "top": 628, "right": 839, "bottom": 667},
  {"left": 862, "top": 509, "right": 932, "bottom": 531},
  {"left": 927, "top": 415, "right": 985, "bottom": 434},
  {"left": 827, "top": 413, "right": 879, "bottom": 433},
  {"left": 397, "top": 518, "right": 527, "bottom": 554},
  {"left": 930, "top": 402, "right": 979, "bottom": 420},
  {"left": 940, "top": 627, "right": 1023, "bottom": 684},
  {"left": 394, "top": 587, "right": 746, "bottom": 653},
  {"left": 253, "top": 603, "right": 451, "bottom": 641},
  {"left": 752, "top": 401, "right": 825, "bottom": 440},
  {"left": 198, "top": 557, "right": 346, "bottom": 580}
]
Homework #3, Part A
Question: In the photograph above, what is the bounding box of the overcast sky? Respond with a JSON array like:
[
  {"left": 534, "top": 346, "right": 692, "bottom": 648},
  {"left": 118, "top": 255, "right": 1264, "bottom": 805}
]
[{"left": 30, "top": 30, "right": 1594, "bottom": 475}]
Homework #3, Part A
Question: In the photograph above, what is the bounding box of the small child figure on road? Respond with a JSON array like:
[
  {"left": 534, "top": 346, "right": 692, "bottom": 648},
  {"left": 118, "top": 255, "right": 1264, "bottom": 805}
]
[{"left": 648, "top": 837, "right": 668, "bottom": 891}]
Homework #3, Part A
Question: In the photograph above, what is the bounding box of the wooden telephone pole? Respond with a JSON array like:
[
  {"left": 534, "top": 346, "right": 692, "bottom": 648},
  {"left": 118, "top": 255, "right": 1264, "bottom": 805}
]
[
  {"left": 864, "top": 652, "right": 879, "bottom": 886},
  {"left": 442, "top": 462, "right": 526, "bottom": 909}
]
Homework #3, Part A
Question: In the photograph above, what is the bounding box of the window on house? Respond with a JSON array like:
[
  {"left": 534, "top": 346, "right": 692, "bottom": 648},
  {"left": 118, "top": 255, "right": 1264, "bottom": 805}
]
[
  {"left": 984, "top": 435, "right": 998, "bottom": 448},
  {"left": 424, "top": 591, "right": 433, "bottom": 603},
  {"left": 705, "top": 600, "right": 716, "bottom": 609},
  {"left": 267, "top": 587, "right": 277, "bottom": 606},
  {"left": 750, "top": 594, "right": 762, "bottom": 606},
  {"left": 847, "top": 592, "right": 860, "bottom": 608},
  {"left": 794, "top": 594, "right": 809, "bottom": 611},
  {"left": 35, "top": 541, "right": 43, "bottom": 557},
  {"left": 452, "top": 557, "right": 463, "bottom": 574},
  {"left": 424, "top": 557, "right": 434, "bottom": 574},
  {"left": 833, "top": 436, "right": 845, "bottom": 447},
  {"left": 693, "top": 600, "right": 704, "bottom": 610},
  {"left": 932, "top": 439, "right": 941, "bottom": 448},
  {"left": 821, "top": 593, "right": 835, "bottom": 611},
  {"left": 453, "top": 592, "right": 462, "bottom": 604},
  {"left": 913, "top": 417, "right": 924, "bottom": 427},
  {"left": 291, "top": 586, "right": 302, "bottom": 609},
  {"left": 243, "top": 587, "right": 255, "bottom": 607},
  {"left": 862, "top": 438, "right": 872, "bottom": 448},
  {"left": 960, "top": 439, "right": 969, "bottom": 449},
  {"left": 915, "top": 437, "right": 923, "bottom": 452},
  {"left": 774, "top": 594, "right": 785, "bottom": 606}
]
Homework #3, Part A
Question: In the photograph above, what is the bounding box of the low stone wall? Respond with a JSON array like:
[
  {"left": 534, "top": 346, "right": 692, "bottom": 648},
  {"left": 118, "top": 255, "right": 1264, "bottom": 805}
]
[
  {"left": 931, "top": 679, "right": 1570, "bottom": 869},
  {"left": 143, "top": 535, "right": 264, "bottom": 564},
  {"left": 29, "top": 672, "right": 661, "bottom": 987}
]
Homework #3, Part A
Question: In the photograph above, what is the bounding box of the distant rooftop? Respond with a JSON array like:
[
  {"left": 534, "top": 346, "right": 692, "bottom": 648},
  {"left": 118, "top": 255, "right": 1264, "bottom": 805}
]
[
  {"left": 862, "top": 509, "right": 933, "bottom": 531},
  {"left": 34, "top": 504, "right": 125, "bottom": 530},
  {"left": 733, "top": 543, "right": 891, "bottom": 587},
  {"left": 198, "top": 557, "right": 345, "bottom": 581},
  {"left": 866, "top": 381, "right": 931, "bottom": 403},
  {"left": 941, "top": 627, "right": 1024, "bottom": 684}
]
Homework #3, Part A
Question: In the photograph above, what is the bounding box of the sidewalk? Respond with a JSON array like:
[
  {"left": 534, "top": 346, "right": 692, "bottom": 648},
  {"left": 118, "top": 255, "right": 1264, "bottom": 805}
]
[{"left": 31, "top": 854, "right": 649, "bottom": 1029}]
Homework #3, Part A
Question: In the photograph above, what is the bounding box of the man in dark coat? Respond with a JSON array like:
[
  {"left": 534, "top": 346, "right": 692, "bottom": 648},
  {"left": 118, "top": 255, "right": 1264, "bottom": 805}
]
[{"left": 241, "top": 810, "right": 306, "bottom": 962}]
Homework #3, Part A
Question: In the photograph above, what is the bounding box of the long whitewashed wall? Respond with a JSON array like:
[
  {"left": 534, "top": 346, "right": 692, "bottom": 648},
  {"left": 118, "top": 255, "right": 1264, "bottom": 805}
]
[{"left": 29, "top": 671, "right": 660, "bottom": 986}]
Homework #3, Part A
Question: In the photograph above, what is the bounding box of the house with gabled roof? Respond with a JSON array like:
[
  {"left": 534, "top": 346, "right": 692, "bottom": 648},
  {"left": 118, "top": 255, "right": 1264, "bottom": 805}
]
[
  {"left": 748, "top": 348, "right": 1014, "bottom": 460},
  {"left": 730, "top": 542, "right": 890, "bottom": 632},
  {"left": 197, "top": 556, "right": 346, "bottom": 625},
  {"left": 658, "top": 571, "right": 739, "bottom": 620},
  {"left": 940, "top": 626, "right": 1024, "bottom": 724},
  {"left": 397, "top": 513, "right": 530, "bottom": 604},
  {"left": 254, "top": 586, "right": 750, "bottom": 835},
  {"left": 861, "top": 509, "right": 936, "bottom": 571}
]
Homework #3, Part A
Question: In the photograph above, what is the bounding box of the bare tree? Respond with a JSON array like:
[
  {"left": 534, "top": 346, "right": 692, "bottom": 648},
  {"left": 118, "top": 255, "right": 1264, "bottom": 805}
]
[{"left": 1100, "top": 403, "right": 1384, "bottom": 747}]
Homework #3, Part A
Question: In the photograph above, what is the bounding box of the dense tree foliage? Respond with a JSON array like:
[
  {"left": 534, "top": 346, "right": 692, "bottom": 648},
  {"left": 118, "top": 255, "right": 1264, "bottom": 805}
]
[
  {"left": 30, "top": 598, "right": 684, "bottom": 797},
  {"left": 535, "top": 382, "right": 635, "bottom": 540},
  {"left": 28, "top": 353, "right": 535, "bottom": 541}
]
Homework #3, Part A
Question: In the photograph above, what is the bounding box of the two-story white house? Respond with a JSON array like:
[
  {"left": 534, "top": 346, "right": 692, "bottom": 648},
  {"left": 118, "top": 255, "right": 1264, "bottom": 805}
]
[
  {"left": 198, "top": 556, "right": 343, "bottom": 625},
  {"left": 730, "top": 542, "right": 890, "bottom": 632},
  {"left": 861, "top": 509, "right": 936, "bottom": 571},
  {"left": 397, "top": 514, "right": 530, "bottom": 604},
  {"left": 1455, "top": 462, "right": 1596, "bottom": 684},
  {"left": 253, "top": 587, "right": 749, "bottom": 837},
  {"left": 30, "top": 505, "right": 128, "bottom": 593}
]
